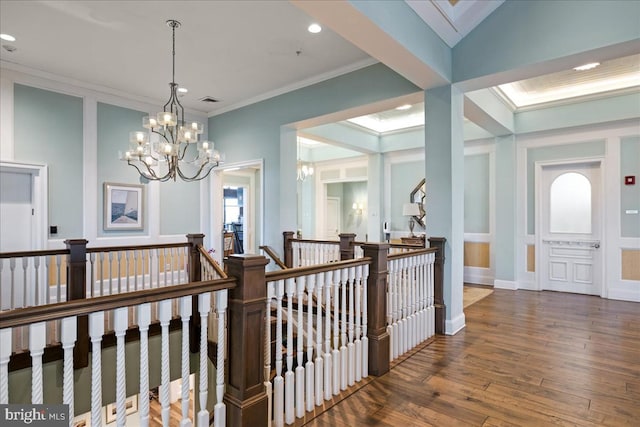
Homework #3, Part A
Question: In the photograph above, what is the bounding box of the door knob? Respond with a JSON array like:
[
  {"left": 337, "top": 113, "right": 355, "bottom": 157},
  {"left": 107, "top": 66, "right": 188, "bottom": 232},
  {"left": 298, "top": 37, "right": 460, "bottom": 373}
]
[{"left": 592, "top": 243, "right": 600, "bottom": 249}]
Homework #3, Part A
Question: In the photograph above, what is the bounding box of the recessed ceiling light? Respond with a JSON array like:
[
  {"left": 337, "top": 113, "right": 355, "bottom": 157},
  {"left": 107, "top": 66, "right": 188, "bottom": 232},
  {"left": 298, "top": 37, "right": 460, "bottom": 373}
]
[
  {"left": 573, "top": 62, "right": 600, "bottom": 71},
  {"left": 308, "top": 23, "right": 322, "bottom": 34},
  {"left": 395, "top": 104, "right": 412, "bottom": 110},
  {"left": 0, "top": 34, "right": 16, "bottom": 42},
  {"left": 177, "top": 87, "right": 188, "bottom": 94}
]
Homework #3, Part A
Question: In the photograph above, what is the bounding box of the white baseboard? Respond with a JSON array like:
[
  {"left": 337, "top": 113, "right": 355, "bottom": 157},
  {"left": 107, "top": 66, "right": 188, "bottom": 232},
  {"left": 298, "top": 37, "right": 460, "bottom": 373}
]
[
  {"left": 608, "top": 288, "right": 640, "bottom": 302},
  {"left": 464, "top": 267, "right": 494, "bottom": 286},
  {"left": 516, "top": 279, "right": 538, "bottom": 291},
  {"left": 445, "top": 312, "right": 466, "bottom": 335},
  {"left": 493, "top": 279, "right": 517, "bottom": 290}
]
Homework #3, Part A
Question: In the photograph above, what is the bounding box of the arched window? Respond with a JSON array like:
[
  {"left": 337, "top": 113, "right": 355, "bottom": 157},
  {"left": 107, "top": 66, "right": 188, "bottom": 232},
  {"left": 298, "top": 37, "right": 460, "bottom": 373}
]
[{"left": 550, "top": 172, "right": 591, "bottom": 234}]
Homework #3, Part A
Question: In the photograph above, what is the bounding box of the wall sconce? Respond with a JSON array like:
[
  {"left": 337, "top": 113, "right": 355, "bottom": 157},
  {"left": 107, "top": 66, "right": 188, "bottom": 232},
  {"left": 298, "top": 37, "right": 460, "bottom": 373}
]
[{"left": 352, "top": 202, "right": 364, "bottom": 215}]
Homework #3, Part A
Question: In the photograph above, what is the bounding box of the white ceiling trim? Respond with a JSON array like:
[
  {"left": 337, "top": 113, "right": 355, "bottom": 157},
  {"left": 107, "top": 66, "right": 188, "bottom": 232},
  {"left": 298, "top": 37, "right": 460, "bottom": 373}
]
[
  {"left": 208, "top": 57, "right": 378, "bottom": 117},
  {"left": 406, "top": 0, "right": 504, "bottom": 47}
]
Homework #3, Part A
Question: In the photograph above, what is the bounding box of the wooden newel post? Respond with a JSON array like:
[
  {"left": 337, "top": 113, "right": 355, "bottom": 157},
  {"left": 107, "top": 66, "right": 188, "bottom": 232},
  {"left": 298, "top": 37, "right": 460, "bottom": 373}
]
[
  {"left": 428, "top": 237, "right": 446, "bottom": 335},
  {"left": 187, "top": 233, "right": 205, "bottom": 353},
  {"left": 283, "top": 231, "right": 294, "bottom": 268},
  {"left": 224, "top": 254, "right": 270, "bottom": 427},
  {"left": 361, "top": 242, "right": 390, "bottom": 376},
  {"left": 65, "top": 239, "right": 89, "bottom": 369},
  {"left": 339, "top": 233, "right": 356, "bottom": 260}
]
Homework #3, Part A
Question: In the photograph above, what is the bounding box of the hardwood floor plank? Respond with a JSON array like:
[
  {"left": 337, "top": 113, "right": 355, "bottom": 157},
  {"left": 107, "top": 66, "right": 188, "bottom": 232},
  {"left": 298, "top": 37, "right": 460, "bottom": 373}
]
[{"left": 304, "top": 290, "right": 639, "bottom": 426}]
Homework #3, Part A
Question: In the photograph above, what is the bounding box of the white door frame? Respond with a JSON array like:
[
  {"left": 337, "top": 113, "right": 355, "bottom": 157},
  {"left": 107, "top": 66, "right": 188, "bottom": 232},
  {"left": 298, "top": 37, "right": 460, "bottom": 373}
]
[
  {"left": 534, "top": 156, "right": 605, "bottom": 296},
  {"left": 325, "top": 196, "right": 341, "bottom": 239},
  {"left": 0, "top": 161, "right": 48, "bottom": 251},
  {"left": 209, "top": 159, "right": 264, "bottom": 263}
]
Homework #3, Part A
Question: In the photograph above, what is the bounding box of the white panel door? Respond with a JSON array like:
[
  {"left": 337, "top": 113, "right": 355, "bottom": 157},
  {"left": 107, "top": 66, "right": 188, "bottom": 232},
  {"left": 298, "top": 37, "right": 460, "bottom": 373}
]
[
  {"left": 0, "top": 170, "right": 33, "bottom": 251},
  {"left": 325, "top": 197, "right": 340, "bottom": 240},
  {"left": 539, "top": 162, "right": 602, "bottom": 295}
]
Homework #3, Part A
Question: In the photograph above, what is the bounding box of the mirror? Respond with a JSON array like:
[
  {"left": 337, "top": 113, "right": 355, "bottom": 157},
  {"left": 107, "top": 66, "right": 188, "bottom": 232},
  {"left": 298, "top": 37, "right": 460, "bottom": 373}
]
[{"left": 410, "top": 178, "right": 426, "bottom": 227}]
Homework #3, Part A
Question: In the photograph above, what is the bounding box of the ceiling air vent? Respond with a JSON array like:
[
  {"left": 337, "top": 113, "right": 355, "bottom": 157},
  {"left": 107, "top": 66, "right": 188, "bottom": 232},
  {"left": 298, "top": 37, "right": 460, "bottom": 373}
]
[{"left": 199, "top": 96, "right": 220, "bottom": 103}]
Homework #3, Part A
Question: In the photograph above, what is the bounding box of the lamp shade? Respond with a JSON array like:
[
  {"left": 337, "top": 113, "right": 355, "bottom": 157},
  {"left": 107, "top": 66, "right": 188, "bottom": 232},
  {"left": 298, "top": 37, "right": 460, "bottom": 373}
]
[{"left": 402, "top": 202, "right": 421, "bottom": 216}]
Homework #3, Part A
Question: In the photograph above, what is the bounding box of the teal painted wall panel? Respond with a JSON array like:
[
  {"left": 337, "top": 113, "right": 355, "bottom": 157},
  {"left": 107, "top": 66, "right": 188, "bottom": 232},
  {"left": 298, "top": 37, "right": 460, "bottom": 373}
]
[
  {"left": 96, "top": 102, "right": 149, "bottom": 236},
  {"left": 526, "top": 140, "right": 606, "bottom": 235},
  {"left": 621, "top": 136, "right": 640, "bottom": 238},
  {"left": 159, "top": 179, "right": 200, "bottom": 235},
  {"left": 516, "top": 93, "right": 640, "bottom": 135},
  {"left": 14, "top": 84, "right": 83, "bottom": 239},
  {"left": 453, "top": 0, "right": 640, "bottom": 85},
  {"left": 209, "top": 63, "right": 418, "bottom": 248},
  {"left": 390, "top": 160, "right": 423, "bottom": 232},
  {"left": 342, "top": 181, "right": 368, "bottom": 240},
  {"left": 464, "top": 154, "right": 490, "bottom": 233},
  {"left": 348, "top": 0, "right": 451, "bottom": 82},
  {"left": 495, "top": 135, "right": 516, "bottom": 281}
]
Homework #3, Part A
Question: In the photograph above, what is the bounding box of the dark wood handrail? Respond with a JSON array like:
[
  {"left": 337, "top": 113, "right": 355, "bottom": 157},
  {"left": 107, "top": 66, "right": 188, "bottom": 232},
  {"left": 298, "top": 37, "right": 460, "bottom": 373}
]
[
  {"left": 266, "top": 257, "right": 371, "bottom": 282},
  {"left": 197, "top": 245, "right": 228, "bottom": 278},
  {"left": 259, "top": 245, "right": 288, "bottom": 270},
  {"left": 87, "top": 242, "right": 190, "bottom": 253},
  {"left": 0, "top": 249, "right": 69, "bottom": 259},
  {"left": 0, "top": 278, "right": 236, "bottom": 330},
  {"left": 387, "top": 247, "right": 437, "bottom": 261}
]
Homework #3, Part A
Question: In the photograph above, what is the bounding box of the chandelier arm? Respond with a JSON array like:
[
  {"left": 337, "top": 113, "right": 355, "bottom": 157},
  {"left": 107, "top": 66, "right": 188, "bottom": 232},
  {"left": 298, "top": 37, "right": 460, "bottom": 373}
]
[
  {"left": 128, "top": 160, "right": 157, "bottom": 180},
  {"left": 176, "top": 160, "right": 218, "bottom": 182}
]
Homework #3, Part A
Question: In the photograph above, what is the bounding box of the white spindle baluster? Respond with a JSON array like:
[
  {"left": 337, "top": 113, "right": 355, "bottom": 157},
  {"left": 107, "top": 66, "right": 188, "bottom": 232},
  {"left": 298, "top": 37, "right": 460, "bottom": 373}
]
[
  {"left": 408, "top": 256, "right": 416, "bottom": 350},
  {"left": 354, "top": 265, "right": 362, "bottom": 382},
  {"left": 44, "top": 256, "right": 51, "bottom": 303},
  {"left": 159, "top": 299, "right": 172, "bottom": 427},
  {"left": 197, "top": 293, "right": 211, "bottom": 427},
  {"left": 429, "top": 253, "right": 435, "bottom": 337},
  {"left": 339, "top": 268, "right": 348, "bottom": 391},
  {"left": 22, "top": 257, "right": 29, "bottom": 307},
  {"left": 114, "top": 307, "right": 128, "bottom": 427},
  {"left": 89, "top": 253, "right": 96, "bottom": 297},
  {"left": 179, "top": 296, "right": 192, "bottom": 427},
  {"left": 274, "top": 280, "right": 284, "bottom": 427},
  {"left": 305, "top": 274, "right": 315, "bottom": 412},
  {"left": 89, "top": 312, "right": 104, "bottom": 427},
  {"left": 265, "top": 282, "right": 274, "bottom": 427},
  {"left": 214, "top": 290, "right": 227, "bottom": 427},
  {"left": 34, "top": 256, "right": 40, "bottom": 306},
  {"left": 295, "top": 276, "right": 305, "bottom": 418},
  {"left": 323, "top": 271, "right": 332, "bottom": 401},
  {"left": 163, "top": 248, "right": 168, "bottom": 287},
  {"left": 9, "top": 258, "right": 16, "bottom": 308},
  {"left": 362, "top": 264, "right": 369, "bottom": 377},
  {"left": 284, "top": 277, "right": 295, "bottom": 424},
  {"left": 331, "top": 269, "right": 340, "bottom": 395},
  {"left": 29, "top": 322, "right": 45, "bottom": 403},
  {"left": 0, "top": 328, "right": 11, "bottom": 404},
  {"left": 347, "top": 267, "right": 355, "bottom": 386},
  {"left": 108, "top": 252, "right": 114, "bottom": 295},
  {"left": 116, "top": 251, "right": 122, "bottom": 294},
  {"left": 98, "top": 253, "right": 105, "bottom": 296},
  {"left": 61, "top": 317, "right": 76, "bottom": 427},
  {"left": 134, "top": 250, "right": 140, "bottom": 290},
  {"left": 138, "top": 303, "right": 151, "bottom": 427},
  {"left": 389, "top": 259, "right": 397, "bottom": 360},
  {"left": 314, "top": 272, "right": 324, "bottom": 406}
]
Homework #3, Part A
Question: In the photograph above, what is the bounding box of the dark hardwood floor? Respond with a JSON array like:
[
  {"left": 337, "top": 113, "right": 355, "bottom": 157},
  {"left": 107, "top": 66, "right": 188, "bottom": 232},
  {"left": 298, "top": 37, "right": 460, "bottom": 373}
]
[{"left": 305, "top": 289, "right": 640, "bottom": 426}]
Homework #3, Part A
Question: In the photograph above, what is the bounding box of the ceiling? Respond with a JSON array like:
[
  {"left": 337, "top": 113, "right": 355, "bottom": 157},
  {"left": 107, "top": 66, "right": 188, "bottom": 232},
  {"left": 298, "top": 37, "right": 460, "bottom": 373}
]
[{"left": 1, "top": 1, "right": 637, "bottom": 136}]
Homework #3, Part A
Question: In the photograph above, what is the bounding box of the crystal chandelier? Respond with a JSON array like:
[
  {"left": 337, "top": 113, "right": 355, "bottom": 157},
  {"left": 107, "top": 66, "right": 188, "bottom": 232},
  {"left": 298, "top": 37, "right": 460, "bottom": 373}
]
[
  {"left": 122, "top": 20, "right": 221, "bottom": 182},
  {"left": 296, "top": 138, "right": 314, "bottom": 182}
]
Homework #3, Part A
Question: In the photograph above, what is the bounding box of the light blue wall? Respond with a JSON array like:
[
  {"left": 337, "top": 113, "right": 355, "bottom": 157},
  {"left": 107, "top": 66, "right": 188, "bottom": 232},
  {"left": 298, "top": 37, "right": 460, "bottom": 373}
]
[
  {"left": 621, "top": 136, "right": 640, "bottom": 238},
  {"left": 209, "top": 63, "right": 419, "bottom": 249},
  {"left": 453, "top": 0, "right": 640, "bottom": 87},
  {"left": 96, "top": 102, "right": 149, "bottom": 237},
  {"left": 342, "top": 181, "right": 368, "bottom": 240},
  {"left": 526, "top": 140, "right": 606, "bottom": 235},
  {"left": 495, "top": 135, "right": 516, "bottom": 281},
  {"left": 464, "top": 153, "right": 490, "bottom": 233},
  {"left": 159, "top": 180, "right": 200, "bottom": 235},
  {"left": 516, "top": 93, "right": 640, "bottom": 134},
  {"left": 14, "top": 84, "right": 83, "bottom": 239},
  {"left": 389, "top": 160, "right": 423, "bottom": 232}
]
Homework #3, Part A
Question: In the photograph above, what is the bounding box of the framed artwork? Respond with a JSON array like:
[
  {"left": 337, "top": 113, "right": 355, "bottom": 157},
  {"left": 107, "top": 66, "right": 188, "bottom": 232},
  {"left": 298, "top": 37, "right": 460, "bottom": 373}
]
[{"left": 103, "top": 183, "right": 144, "bottom": 230}]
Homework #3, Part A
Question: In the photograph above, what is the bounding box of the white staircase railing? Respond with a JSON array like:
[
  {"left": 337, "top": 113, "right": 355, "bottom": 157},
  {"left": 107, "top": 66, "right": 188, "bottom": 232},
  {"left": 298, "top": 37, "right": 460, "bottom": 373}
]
[
  {"left": 291, "top": 241, "right": 340, "bottom": 267},
  {"left": 0, "top": 279, "right": 232, "bottom": 427},
  {"left": 265, "top": 259, "right": 369, "bottom": 426},
  {"left": 387, "top": 251, "right": 436, "bottom": 361}
]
